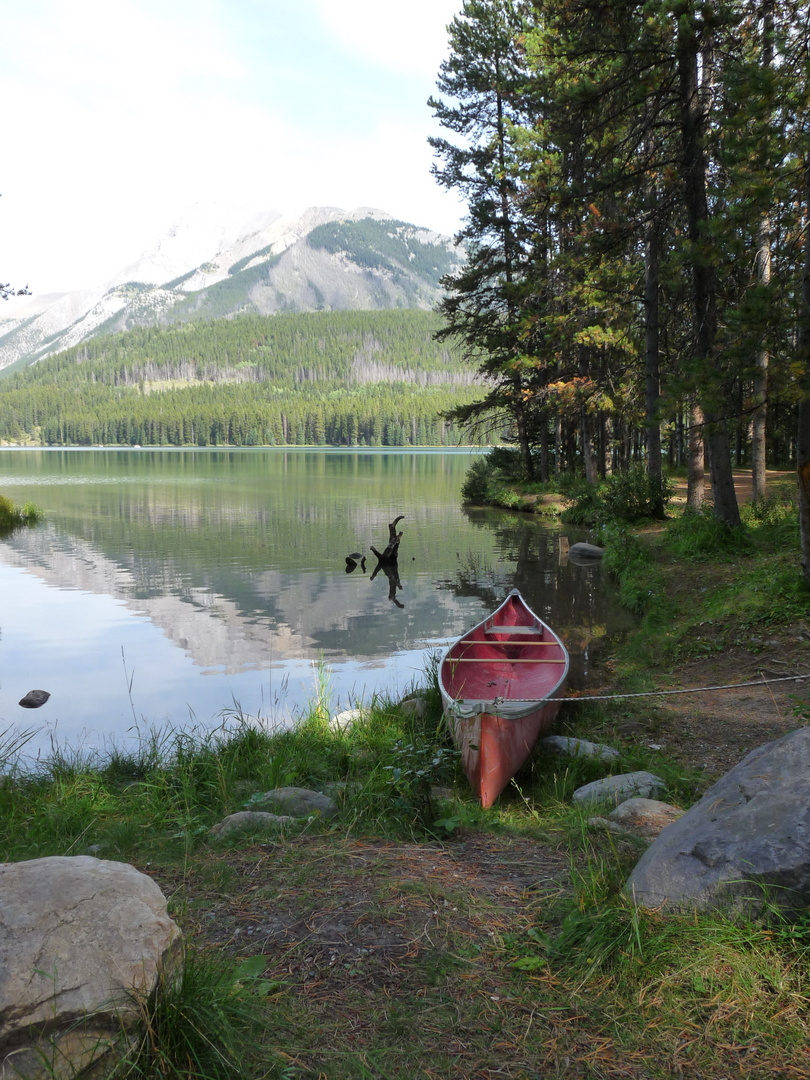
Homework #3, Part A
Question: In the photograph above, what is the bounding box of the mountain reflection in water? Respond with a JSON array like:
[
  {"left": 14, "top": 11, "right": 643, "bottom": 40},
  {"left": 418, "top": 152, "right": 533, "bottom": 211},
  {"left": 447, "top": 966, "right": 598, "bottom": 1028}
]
[{"left": 0, "top": 449, "right": 636, "bottom": 759}]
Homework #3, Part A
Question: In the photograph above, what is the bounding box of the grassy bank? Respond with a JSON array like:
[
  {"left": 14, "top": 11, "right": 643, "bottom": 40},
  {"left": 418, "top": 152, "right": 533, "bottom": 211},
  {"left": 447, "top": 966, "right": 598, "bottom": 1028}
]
[{"left": 2, "top": 487, "right": 809, "bottom": 1078}]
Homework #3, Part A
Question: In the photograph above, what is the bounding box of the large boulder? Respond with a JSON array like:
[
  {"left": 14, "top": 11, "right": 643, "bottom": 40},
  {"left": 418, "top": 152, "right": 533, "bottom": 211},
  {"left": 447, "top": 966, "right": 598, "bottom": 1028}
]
[
  {"left": 0, "top": 856, "right": 180, "bottom": 1080},
  {"left": 625, "top": 726, "right": 810, "bottom": 915},
  {"left": 567, "top": 542, "right": 605, "bottom": 561}
]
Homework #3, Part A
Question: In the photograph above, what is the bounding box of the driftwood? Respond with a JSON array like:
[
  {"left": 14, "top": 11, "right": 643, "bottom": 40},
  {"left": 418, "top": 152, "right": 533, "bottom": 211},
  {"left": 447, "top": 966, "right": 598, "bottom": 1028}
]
[{"left": 370, "top": 515, "right": 404, "bottom": 565}]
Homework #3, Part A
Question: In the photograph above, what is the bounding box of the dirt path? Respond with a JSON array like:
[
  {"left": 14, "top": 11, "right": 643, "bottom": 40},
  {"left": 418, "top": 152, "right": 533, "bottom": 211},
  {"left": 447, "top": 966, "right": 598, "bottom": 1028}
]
[{"left": 669, "top": 467, "right": 794, "bottom": 507}]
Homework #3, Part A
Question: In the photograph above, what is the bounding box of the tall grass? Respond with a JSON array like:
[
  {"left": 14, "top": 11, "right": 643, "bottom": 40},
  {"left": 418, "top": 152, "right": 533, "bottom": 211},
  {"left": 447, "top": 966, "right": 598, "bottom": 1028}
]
[
  {"left": 113, "top": 945, "right": 269, "bottom": 1080},
  {"left": 0, "top": 493, "right": 42, "bottom": 533}
]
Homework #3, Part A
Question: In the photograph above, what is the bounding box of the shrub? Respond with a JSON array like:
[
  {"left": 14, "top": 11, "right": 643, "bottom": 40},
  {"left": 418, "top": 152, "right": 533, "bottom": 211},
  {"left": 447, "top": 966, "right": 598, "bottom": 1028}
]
[
  {"left": 599, "top": 464, "right": 673, "bottom": 522},
  {"left": 741, "top": 484, "right": 796, "bottom": 527},
  {"left": 560, "top": 466, "right": 673, "bottom": 527},
  {"left": 664, "top": 507, "right": 752, "bottom": 560},
  {"left": 486, "top": 445, "right": 529, "bottom": 481},
  {"left": 600, "top": 524, "right": 660, "bottom": 614},
  {"left": 460, "top": 458, "right": 496, "bottom": 502}
]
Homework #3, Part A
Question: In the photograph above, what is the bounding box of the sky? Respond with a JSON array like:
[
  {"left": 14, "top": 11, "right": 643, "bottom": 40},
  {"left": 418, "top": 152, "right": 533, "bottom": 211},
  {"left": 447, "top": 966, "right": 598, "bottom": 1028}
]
[{"left": 0, "top": 0, "right": 464, "bottom": 295}]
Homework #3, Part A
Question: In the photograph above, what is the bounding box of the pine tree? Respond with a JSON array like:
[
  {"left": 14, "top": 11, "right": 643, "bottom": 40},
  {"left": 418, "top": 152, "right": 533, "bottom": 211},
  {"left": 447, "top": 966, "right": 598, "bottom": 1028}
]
[{"left": 429, "top": 0, "right": 538, "bottom": 474}]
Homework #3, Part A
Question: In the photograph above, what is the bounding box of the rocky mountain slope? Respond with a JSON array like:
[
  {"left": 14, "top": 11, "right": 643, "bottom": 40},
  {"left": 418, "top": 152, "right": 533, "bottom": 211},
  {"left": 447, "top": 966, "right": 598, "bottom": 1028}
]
[{"left": 0, "top": 207, "right": 461, "bottom": 373}]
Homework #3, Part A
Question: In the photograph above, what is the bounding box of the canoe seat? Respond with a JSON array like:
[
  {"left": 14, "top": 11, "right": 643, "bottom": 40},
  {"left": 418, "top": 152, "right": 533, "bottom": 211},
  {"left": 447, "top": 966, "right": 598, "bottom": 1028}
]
[{"left": 484, "top": 624, "right": 540, "bottom": 635}]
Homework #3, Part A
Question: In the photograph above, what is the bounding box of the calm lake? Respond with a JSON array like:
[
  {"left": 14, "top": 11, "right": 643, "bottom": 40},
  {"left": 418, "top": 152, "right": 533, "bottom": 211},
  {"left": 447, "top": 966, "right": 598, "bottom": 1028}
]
[{"left": 0, "top": 448, "right": 634, "bottom": 762}]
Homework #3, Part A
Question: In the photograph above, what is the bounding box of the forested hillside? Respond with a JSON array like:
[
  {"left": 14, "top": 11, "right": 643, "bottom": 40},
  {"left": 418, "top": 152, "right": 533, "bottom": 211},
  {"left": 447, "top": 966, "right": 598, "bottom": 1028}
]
[
  {"left": 0, "top": 310, "right": 484, "bottom": 447},
  {"left": 0, "top": 211, "right": 463, "bottom": 372}
]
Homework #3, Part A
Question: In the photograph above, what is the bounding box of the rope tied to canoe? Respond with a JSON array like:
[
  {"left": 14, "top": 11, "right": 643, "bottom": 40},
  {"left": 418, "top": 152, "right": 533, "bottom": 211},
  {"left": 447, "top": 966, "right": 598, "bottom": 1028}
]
[{"left": 485, "top": 671, "right": 810, "bottom": 705}]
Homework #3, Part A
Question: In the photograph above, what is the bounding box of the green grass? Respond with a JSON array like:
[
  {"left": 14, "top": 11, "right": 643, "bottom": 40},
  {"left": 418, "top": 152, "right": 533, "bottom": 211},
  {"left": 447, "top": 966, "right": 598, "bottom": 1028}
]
[
  {"left": 112, "top": 945, "right": 269, "bottom": 1080},
  {"left": 0, "top": 493, "right": 42, "bottom": 534}
]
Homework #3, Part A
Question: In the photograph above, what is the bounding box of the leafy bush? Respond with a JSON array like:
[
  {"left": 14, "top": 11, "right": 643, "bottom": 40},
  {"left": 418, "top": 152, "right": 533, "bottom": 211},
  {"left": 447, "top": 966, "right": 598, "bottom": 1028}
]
[
  {"left": 599, "top": 464, "right": 673, "bottom": 522},
  {"left": 559, "top": 483, "right": 604, "bottom": 525},
  {"left": 664, "top": 507, "right": 753, "bottom": 560},
  {"left": 600, "top": 524, "right": 660, "bottom": 614},
  {"left": 741, "top": 484, "right": 796, "bottom": 527},
  {"left": 561, "top": 466, "right": 673, "bottom": 526},
  {"left": 460, "top": 458, "right": 496, "bottom": 502},
  {"left": 486, "top": 446, "right": 529, "bottom": 481}
]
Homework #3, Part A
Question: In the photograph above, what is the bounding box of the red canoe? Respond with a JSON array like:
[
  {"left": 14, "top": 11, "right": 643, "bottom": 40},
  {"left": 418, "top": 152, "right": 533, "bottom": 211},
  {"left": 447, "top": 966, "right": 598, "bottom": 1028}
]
[{"left": 439, "top": 589, "right": 569, "bottom": 808}]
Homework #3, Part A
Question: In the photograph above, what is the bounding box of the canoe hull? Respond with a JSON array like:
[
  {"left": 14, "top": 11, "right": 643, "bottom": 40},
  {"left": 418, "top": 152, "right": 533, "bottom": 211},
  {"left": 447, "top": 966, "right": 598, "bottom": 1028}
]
[
  {"left": 439, "top": 590, "right": 568, "bottom": 808},
  {"left": 448, "top": 698, "right": 564, "bottom": 809}
]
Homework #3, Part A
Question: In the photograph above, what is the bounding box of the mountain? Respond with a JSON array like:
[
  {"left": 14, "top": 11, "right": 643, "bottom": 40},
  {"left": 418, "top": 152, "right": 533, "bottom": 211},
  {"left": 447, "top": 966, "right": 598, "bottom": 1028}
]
[{"left": 0, "top": 207, "right": 462, "bottom": 374}]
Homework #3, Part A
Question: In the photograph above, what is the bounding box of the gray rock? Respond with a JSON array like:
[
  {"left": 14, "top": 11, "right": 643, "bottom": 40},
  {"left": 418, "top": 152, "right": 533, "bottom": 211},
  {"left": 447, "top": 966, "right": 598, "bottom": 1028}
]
[
  {"left": 542, "top": 735, "right": 620, "bottom": 762},
  {"left": 329, "top": 708, "right": 364, "bottom": 732},
  {"left": 246, "top": 786, "right": 338, "bottom": 819},
  {"left": 0, "top": 856, "right": 180, "bottom": 1080},
  {"left": 209, "top": 811, "right": 295, "bottom": 838},
  {"left": 18, "top": 690, "right": 50, "bottom": 709},
  {"left": 568, "top": 542, "right": 605, "bottom": 560},
  {"left": 399, "top": 694, "right": 430, "bottom": 720},
  {"left": 573, "top": 771, "right": 666, "bottom": 807},
  {"left": 589, "top": 798, "right": 683, "bottom": 840},
  {"left": 625, "top": 726, "right": 810, "bottom": 916}
]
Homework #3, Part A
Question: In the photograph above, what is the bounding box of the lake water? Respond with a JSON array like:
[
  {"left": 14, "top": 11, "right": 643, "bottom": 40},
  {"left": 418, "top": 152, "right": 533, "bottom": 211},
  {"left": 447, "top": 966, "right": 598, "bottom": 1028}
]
[{"left": 0, "top": 448, "right": 634, "bottom": 762}]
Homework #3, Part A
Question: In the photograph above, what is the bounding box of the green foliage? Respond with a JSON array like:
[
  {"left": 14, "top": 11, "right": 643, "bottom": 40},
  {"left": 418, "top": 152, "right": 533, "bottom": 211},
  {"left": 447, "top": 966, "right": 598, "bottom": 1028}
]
[
  {"left": 460, "top": 447, "right": 545, "bottom": 507},
  {"left": 559, "top": 482, "right": 604, "bottom": 526},
  {"left": 385, "top": 738, "right": 460, "bottom": 832},
  {"left": 664, "top": 508, "right": 753, "bottom": 561},
  {"left": 114, "top": 945, "right": 267, "bottom": 1080},
  {"left": 598, "top": 466, "right": 674, "bottom": 522},
  {"left": 562, "top": 466, "right": 674, "bottom": 526},
  {"left": 741, "top": 484, "right": 797, "bottom": 528},
  {"left": 0, "top": 494, "right": 42, "bottom": 534},
  {"left": 599, "top": 524, "right": 663, "bottom": 616},
  {"left": 460, "top": 457, "right": 495, "bottom": 502},
  {"left": 485, "top": 446, "right": 534, "bottom": 481}
]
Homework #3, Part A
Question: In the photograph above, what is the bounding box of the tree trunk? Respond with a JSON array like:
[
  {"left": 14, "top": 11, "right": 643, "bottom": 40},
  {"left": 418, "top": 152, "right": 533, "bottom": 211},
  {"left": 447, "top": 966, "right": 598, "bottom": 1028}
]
[
  {"left": 677, "top": 3, "right": 741, "bottom": 526},
  {"left": 687, "top": 398, "right": 705, "bottom": 510},
  {"left": 798, "top": 155, "right": 810, "bottom": 579},
  {"left": 644, "top": 197, "right": 663, "bottom": 514},
  {"left": 752, "top": 4, "right": 774, "bottom": 505},
  {"left": 539, "top": 415, "right": 550, "bottom": 482},
  {"left": 579, "top": 346, "right": 598, "bottom": 484},
  {"left": 370, "top": 515, "right": 405, "bottom": 564}
]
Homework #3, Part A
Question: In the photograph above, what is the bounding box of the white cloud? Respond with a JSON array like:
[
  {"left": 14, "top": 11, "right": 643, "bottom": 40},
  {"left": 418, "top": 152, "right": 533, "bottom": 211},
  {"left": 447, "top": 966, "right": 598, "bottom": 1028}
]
[
  {"left": 312, "top": 0, "right": 459, "bottom": 77},
  {"left": 0, "top": 0, "right": 464, "bottom": 294}
]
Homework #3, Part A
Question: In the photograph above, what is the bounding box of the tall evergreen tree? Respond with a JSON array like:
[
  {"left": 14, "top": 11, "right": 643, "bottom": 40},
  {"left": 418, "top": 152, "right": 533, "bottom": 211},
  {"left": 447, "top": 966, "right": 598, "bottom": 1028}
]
[{"left": 429, "top": 0, "right": 538, "bottom": 475}]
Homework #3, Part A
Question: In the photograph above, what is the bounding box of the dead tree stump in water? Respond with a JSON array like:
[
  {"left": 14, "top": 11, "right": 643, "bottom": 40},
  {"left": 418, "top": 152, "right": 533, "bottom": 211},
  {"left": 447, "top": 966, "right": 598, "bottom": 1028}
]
[{"left": 370, "top": 515, "right": 404, "bottom": 565}]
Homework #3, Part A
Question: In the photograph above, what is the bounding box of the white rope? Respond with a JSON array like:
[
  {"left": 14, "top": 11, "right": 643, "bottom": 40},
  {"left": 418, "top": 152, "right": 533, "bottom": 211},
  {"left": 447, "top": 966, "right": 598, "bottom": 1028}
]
[{"left": 488, "top": 672, "right": 810, "bottom": 705}]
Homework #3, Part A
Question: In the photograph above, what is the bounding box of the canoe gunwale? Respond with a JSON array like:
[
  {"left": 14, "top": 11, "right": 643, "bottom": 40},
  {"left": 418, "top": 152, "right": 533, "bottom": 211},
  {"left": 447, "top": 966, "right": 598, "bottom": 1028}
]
[{"left": 439, "top": 589, "right": 569, "bottom": 721}]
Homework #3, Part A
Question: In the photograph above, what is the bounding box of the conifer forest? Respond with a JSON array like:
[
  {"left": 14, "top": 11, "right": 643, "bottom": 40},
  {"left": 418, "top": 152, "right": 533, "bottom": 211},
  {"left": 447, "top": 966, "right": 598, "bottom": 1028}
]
[
  {"left": 428, "top": 0, "right": 810, "bottom": 559},
  {"left": 0, "top": 311, "right": 481, "bottom": 449}
]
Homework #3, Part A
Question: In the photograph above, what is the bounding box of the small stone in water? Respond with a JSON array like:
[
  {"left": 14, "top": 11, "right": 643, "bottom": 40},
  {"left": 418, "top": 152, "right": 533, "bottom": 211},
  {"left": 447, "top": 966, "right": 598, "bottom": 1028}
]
[{"left": 19, "top": 689, "right": 50, "bottom": 709}]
